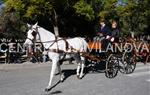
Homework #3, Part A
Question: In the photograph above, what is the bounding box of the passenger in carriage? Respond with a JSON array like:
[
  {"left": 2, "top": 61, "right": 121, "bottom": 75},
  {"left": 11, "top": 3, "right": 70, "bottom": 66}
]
[
  {"left": 110, "top": 20, "right": 120, "bottom": 43},
  {"left": 95, "top": 18, "right": 111, "bottom": 41},
  {"left": 94, "top": 18, "right": 111, "bottom": 51}
]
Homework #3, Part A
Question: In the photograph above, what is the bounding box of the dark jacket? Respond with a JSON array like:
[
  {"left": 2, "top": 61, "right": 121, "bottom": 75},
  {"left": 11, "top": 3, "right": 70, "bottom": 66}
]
[
  {"left": 98, "top": 25, "right": 111, "bottom": 36},
  {"left": 111, "top": 28, "right": 120, "bottom": 38},
  {"left": 111, "top": 28, "right": 120, "bottom": 42}
]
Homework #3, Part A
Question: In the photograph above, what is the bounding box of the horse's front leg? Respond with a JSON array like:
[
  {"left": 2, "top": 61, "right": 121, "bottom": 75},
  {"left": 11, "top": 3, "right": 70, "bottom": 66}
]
[{"left": 45, "top": 58, "right": 58, "bottom": 91}]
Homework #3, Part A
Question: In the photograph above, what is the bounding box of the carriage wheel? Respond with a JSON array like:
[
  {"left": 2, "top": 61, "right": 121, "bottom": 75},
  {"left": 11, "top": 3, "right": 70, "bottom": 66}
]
[
  {"left": 105, "top": 54, "right": 119, "bottom": 78},
  {"left": 120, "top": 52, "right": 136, "bottom": 74}
]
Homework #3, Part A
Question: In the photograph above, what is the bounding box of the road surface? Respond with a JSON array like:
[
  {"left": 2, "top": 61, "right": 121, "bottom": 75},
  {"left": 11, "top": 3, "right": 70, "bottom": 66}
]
[{"left": 0, "top": 62, "right": 150, "bottom": 95}]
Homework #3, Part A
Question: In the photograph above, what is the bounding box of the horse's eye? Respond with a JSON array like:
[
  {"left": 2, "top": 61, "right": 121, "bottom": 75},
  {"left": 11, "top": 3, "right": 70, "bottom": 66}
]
[{"left": 32, "top": 31, "right": 37, "bottom": 36}]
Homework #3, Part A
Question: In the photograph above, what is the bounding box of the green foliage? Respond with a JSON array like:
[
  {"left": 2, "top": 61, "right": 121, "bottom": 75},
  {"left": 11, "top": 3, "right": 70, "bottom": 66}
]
[
  {"left": 25, "top": 0, "right": 53, "bottom": 17},
  {"left": 98, "top": 0, "right": 118, "bottom": 19},
  {"left": 73, "top": 0, "right": 95, "bottom": 21},
  {"left": 0, "top": 0, "right": 149, "bottom": 38},
  {"left": 4, "top": 0, "right": 53, "bottom": 21},
  {"left": 5, "top": 0, "right": 24, "bottom": 11},
  {"left": 0, "top": 11, "right": 26, "bottom": 38},
  {"left": 115, "top": 0, "right": 149, "bottom": 34}
]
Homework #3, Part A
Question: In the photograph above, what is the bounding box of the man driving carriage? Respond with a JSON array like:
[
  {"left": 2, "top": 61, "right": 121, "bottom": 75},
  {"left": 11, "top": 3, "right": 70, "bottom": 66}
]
[{"left": 94, "top": 19, "right": 111, "bottom": 41}]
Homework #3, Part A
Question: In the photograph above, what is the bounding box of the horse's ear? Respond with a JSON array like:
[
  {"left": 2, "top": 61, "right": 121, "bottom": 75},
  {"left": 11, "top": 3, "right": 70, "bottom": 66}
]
[
  {"left": 34, "top": 22, "right": 38, "bottom": 26},
  {"left": 32, "top": 22, "right": 38, "bottom": 29},
  {"left": 27, "top": 23, "right": 31, "bottom": 28}
]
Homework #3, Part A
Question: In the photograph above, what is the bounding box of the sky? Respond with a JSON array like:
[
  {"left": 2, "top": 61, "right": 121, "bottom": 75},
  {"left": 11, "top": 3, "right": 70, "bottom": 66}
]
[
  {"left": 0, "top": 0, "right": 3, "bottom": 5},
  {"left": 0, "top": 1, "right": 4, "bottom": 11}
]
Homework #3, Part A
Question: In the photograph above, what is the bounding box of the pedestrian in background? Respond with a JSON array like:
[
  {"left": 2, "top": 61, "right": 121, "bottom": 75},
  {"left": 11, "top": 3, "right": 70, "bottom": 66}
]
[{"left": 42, "top": 50, "right": 48, "bottom": 63}]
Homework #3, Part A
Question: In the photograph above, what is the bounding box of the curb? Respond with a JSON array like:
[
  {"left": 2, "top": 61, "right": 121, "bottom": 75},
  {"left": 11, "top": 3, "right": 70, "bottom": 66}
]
[
  {"left": 0, "top": 61, "right": 73, "bottom": 70},
  {"left": 0, "top": 61, "right": 51, "bottom": 70}
]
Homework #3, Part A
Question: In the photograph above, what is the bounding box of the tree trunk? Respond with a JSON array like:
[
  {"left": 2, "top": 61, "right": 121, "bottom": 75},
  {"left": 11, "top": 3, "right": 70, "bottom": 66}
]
[
  {"left": 131, "top": 31, "right": 134, "bottom": 38},
  {"left": 54, "top": 26, "right": 59, "bottom": 37},
  {"left": 53, "top": 9, "right": 59, "bottom": 37}
]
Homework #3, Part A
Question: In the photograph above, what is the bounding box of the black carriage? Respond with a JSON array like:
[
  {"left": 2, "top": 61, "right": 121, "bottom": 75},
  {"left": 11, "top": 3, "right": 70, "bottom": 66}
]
[{"left": 84, "top": 37, "right": 136, "bottom": 78}]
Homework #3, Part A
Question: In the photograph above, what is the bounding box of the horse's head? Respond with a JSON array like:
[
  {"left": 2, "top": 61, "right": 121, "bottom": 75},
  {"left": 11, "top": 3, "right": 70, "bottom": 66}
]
[{"left": 24, "top": 22, "right": 40, "bottom": 46}]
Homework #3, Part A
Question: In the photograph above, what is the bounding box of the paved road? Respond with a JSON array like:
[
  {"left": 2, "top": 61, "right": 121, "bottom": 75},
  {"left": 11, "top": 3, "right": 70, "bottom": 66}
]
[{"left": 0, "top": 62, "right": 150, "bottom": 95}]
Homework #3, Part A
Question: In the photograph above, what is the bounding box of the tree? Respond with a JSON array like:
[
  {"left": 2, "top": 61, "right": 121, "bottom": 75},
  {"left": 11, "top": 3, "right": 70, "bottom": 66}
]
[
  {"left": 4, "top": 0, "right": 53, "bottom": 22},
  {"left": 1, "top": 0, "right": 149, "bottom": 38},
  {"left": 3, "top": 0, "right": 78, "bottom": 36},
  {"left": 73, "top": 0, "right": 95, "bottom": 21},
  {"left": 0, "top": 10, "right": 26, "bottom": 38},
  {"left": 115, "top": 0, "right": 149, "bottom": 35}
]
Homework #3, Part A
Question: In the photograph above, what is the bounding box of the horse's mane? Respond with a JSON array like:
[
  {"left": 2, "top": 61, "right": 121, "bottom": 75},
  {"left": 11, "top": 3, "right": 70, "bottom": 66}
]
[{"left": 38, "top": 26, "right": 55, "bottom": 37}]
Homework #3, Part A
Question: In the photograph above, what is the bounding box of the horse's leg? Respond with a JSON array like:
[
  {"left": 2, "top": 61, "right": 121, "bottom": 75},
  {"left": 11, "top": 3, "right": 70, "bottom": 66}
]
[
  {"left": 79, "top": 57, "right": 85, "bottom": 78},
  {"left": 145, "top": 54, "right": 150, "bottom": 64},
  {"left": 57, "top": 61, "right": 64, "bottom": 82},
  {"left": 45, "top": 58, "right": 58, "bottom": 91},
  {"left": 76, "top": 63, "right": 81, "bottom": 78},
  {"left": 73, "top": 53, "right": 82, "bottom": 79},
  {"left": 70, "top": 53, "right": 81, "bottom": 78}
]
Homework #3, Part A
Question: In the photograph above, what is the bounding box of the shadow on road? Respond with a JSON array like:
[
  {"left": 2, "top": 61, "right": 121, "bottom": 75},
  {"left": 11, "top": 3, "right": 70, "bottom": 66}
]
[
  {"left": 42, "top": 62, "right": 107, "bottom": 94},
  {"left": 43, "top": 69, "right": 76, "bottom": 94},
  {"left": 85, "top": 61, "right": 106, "bottom": 74},
  {"left": 55, "top": 69, "right": 77, "bottom": 82},
  {"left": 43, "top": 90, "right": 62, "bottom": 95},
  {"left": 62, "top": 69, "right": 76, "bottom": 81},
  {"left": 58, "top": 61, "right": 106, "bottom": 81}
]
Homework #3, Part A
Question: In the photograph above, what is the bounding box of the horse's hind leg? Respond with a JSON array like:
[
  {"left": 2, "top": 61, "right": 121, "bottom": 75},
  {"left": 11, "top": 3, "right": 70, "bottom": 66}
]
[
  {"left": 145, "top": 54, "right": 150, "bottom": 64},
  {"left": 73, "top": 53, "right": 82, "bottom": 79},
  {"left": 57, "top": 62, "right": 64, "bottom": 82},
  {"left": 79, "top": 62, "right": 85, "bottom": 79},
  {"left": 79, "top": 57, "right": 85, "bottom": 79}
]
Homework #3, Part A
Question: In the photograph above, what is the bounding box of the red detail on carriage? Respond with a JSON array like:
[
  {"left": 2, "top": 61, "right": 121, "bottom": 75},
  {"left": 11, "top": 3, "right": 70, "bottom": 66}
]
[{"left": 88, "top": 41, "right": 101, "bottom": 50}]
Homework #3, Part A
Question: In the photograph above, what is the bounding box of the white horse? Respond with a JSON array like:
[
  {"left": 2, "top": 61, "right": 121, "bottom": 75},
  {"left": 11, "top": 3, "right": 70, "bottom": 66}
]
[{"left": 24, "top": 23, "right": 87, "bottom": 91}]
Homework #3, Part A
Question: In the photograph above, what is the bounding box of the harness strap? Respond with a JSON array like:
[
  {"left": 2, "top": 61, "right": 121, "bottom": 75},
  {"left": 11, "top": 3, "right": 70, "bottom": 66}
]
[
  {"left": 46, "top": 49, "right": 65, "bottom": 53},
  {"left": 46, "top": 37, "right": 70, "bottom": 52},
  {"left": 43, "top": 37, "right": 82, "bottom": 54},
  {"left": 46, "top": 48, "right": 86, "bottom": 55},
  {"left": 27, "top": 38, "right": 34, "bottom": 43},
  {"left": 47, "top": 36, "right": 58, "bottom": 49},
  {"left": 62, "top": 38, "right": 69, "bottom": 51}
]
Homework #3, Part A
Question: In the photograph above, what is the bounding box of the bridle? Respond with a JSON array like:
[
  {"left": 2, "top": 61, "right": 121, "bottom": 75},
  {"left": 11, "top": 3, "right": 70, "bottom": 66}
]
[
  {"left": 27, "top": 37, "right": 34, "bottom": 44},
  {"left": 27, "top": 26, "right": 77, "bottom": 53},
  {"left": 27, "top": 27, "right": 60, "bottom": 50}
]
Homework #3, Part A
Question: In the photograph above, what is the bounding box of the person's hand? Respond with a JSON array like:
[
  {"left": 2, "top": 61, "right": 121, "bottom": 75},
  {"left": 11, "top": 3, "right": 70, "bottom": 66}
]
[
  {"left": 97, "top": 32, "right": 100, "bottom": 35},
  {"left": 106, "top": 35, "right": 111, "bottom": 39},
  {"left": 97, "top": 32, "right": 103, "bottom": 36},
  {"left": 110, "top": 37, "right": 114, "bottom": 42}
]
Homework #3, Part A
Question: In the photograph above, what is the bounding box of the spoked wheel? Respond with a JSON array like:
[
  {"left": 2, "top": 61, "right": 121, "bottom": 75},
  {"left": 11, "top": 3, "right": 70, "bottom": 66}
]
[
  {"left": 105, "top": 54, "right": 119, "bottom": 78},
  {"left": 120, "top": 52, "right": 136, "bottom": 74}
]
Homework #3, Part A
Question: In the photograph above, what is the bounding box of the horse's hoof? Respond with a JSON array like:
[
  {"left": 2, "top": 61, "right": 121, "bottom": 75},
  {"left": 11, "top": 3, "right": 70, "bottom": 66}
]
[
  {"left": 77, "top": 75, "right": 81, "bottom": 79},
  {"left": 79, "top": 76, "right": 83, "bottom": 79},
  {"left": 45, "top": 88, "right": 51, "bottom": 92},
  {"left": 60, "top": 79, "right": 64, "bottom": 83},
  {"left": 55, "top": 72, "right": 60, "bottom": 76}
]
